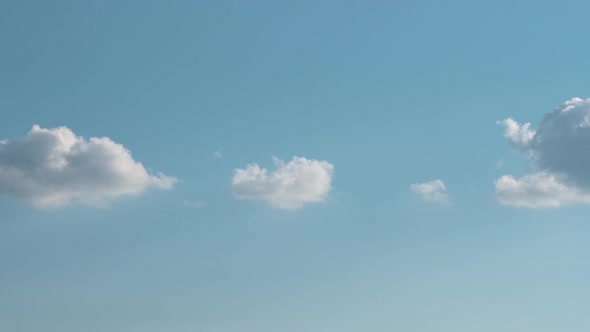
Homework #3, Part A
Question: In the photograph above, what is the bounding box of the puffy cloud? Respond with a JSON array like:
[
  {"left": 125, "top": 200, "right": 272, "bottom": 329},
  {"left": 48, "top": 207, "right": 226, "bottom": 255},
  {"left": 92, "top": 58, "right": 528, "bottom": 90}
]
[
  {"left": 232, "top": 156, "right": 334, "bottom": 210},
  {"left": 410, "top": 179, "right": 451, "bottom": 206},
  {"left": 0, "top": 125, "right": 176, "bottom": 208},
  {"left": 495, "top": 173, "right": 590, "bottom": 208},
  {"left": 497, "top": 118, "right": 536, "bottom": 151},
  {"left": 497, "top": 97, "right": 590, "bottom": 207}
]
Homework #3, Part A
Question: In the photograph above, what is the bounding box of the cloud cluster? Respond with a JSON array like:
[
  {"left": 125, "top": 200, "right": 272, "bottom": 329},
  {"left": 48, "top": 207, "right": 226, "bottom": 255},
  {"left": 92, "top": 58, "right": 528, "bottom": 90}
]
[
  {"left": 0, "top": 125, "right": 176, "bottom": 208},
  {"left": 232, "top": 156, "right": 334, "bottom": 210},
  {"left": 497, "top": 97, "right": 590, "bottom": 207},
  {"left": 410, "top": 179, "right": 451, "bottom": 206}
]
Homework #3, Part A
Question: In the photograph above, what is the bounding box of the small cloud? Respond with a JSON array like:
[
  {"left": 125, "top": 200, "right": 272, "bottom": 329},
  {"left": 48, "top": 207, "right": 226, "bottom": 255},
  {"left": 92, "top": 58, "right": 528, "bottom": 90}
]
[
  {"left": 410, "top": 179, "right": 451, "bottom": 206},
  {"left": 497, "top": 118, "right": 536, "bottom": 151},
  {"left": 232, "top": 156, "right": 334, "bottom": 210},
  {"left": 213, "top": 148, "right": 223, "bottom": 159},
  {"left": 183, "top": 200, "right": 204, "bottom": 208},
  {"left": 496, "top": 159, "right": 504, "bottom": 169},
  {"left": 0, "top": 125, "right": 176, "bottom": 208}
]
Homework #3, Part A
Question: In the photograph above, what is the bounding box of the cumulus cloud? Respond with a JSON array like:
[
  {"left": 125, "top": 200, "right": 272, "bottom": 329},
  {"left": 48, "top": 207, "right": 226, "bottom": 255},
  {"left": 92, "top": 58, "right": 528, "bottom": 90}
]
[
  {"left": 497, "top": 118, "right": 536, "bottom": 151},
  {"left": 410, "top": 179, "right": 451, "bottom": 206},
  {"left": 232, "top": 156, "right": 334, "bottom": 210},
  {"left": 0, "top": 125, "right": 176, "bottom": 208},
  {"left": 495, "top": 173, "right": 590, "bottom": 208},
  {"left": 497, "top": 97, "right": 590, "bottom": 207}
]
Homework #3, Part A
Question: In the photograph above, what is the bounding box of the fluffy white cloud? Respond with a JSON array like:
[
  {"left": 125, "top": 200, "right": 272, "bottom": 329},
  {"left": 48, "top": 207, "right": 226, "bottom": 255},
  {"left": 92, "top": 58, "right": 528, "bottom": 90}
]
[
  {"left": 232, "top": 156, "right": 334, "bottom": 210},
  {"left": 0, "top": 125, "right": 176, "bottom": 208},
  {"left": 497, "top": 118, "right": 536, "bottom": 151},
  {"left": 410, "top": 179, "right": 451, "bottom": 206},
  {"left": 495, "top": 173, "right": 590, "bottom": 208},
  {"left": 497, "top": 97, "right": 590, "bottom": 207}
]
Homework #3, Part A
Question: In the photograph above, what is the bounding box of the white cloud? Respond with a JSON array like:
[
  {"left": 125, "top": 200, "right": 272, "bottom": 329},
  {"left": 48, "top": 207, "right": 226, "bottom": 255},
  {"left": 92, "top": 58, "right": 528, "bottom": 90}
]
[
  {"left": 497, "top": 97, "right": 590, "bottom": 208},
  {"left": 497, "top": 118, "right": 536, "bottom": 151},
  {"left": 410, "top": 179, "right": 451, "bottom": 206},
  {"left": 495, "top": 173, "right": 590, "bottom": 208},
  {"left": 213, "top": 149, "right": 223, "bottom": 159},
  {"left": 232, "top": 156, "right": 334, "bottom": 210},
  {"left": 0, "top": 125, "right": 176, "bottom": 208}
]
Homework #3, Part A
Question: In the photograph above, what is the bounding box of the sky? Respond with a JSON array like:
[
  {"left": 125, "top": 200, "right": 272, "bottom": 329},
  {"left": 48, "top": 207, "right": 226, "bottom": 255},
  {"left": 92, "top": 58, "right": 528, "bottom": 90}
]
[{"left": 3, "top": 1, "right": 590, "bottom": 331}]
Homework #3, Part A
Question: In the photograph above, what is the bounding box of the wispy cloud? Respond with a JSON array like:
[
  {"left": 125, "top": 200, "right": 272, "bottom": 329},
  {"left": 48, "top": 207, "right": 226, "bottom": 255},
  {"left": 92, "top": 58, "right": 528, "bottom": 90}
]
[{"left": 183, "top": 200, "right": 204, "bottom": 208}]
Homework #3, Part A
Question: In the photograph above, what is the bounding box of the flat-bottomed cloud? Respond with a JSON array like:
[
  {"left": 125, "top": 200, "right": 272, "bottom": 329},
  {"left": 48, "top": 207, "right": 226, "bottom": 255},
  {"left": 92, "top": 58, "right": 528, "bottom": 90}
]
[
  {"left": 232, "top": 156, "right": 334, "bottom": 210},
  {"left": 0, "top": 125, "right": 176, "bottom": 208},
  {"left": 410, "top": 179, "right": 451, "bottom": 206}
]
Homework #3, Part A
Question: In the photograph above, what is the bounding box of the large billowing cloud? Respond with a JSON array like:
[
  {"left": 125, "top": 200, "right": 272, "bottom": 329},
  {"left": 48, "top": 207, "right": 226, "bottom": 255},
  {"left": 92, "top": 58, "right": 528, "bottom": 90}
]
[
  {"left": 497, "top": 97, "right": 590, "bottom": 207},
  {"left": 0, "top": 125, "right": 176, "bottom": 208},
  {"left": 232, "top": 156, "right": 334, "bottom": 210},
  {"left": 410, "top": 179, "right": 451, "bottom": 206}
]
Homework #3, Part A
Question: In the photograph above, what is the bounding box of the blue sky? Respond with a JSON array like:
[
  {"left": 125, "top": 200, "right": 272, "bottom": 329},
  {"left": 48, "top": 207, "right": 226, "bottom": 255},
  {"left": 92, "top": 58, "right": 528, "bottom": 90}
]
[{"left": 3, "top": 1, "right": 590, "bottom": 331}]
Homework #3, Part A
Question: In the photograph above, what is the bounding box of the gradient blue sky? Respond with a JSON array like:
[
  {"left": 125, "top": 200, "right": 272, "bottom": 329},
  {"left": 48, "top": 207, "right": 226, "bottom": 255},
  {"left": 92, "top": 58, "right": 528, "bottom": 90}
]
[{"left": 3, "top": 1, "right": 590, "bottom": 331}]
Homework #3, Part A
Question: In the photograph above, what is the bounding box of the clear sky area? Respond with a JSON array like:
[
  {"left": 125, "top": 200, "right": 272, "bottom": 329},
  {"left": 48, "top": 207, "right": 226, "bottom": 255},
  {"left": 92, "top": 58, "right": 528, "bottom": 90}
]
[{"left": 3, "top": 1, "right": 590, "bottom": 331}]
